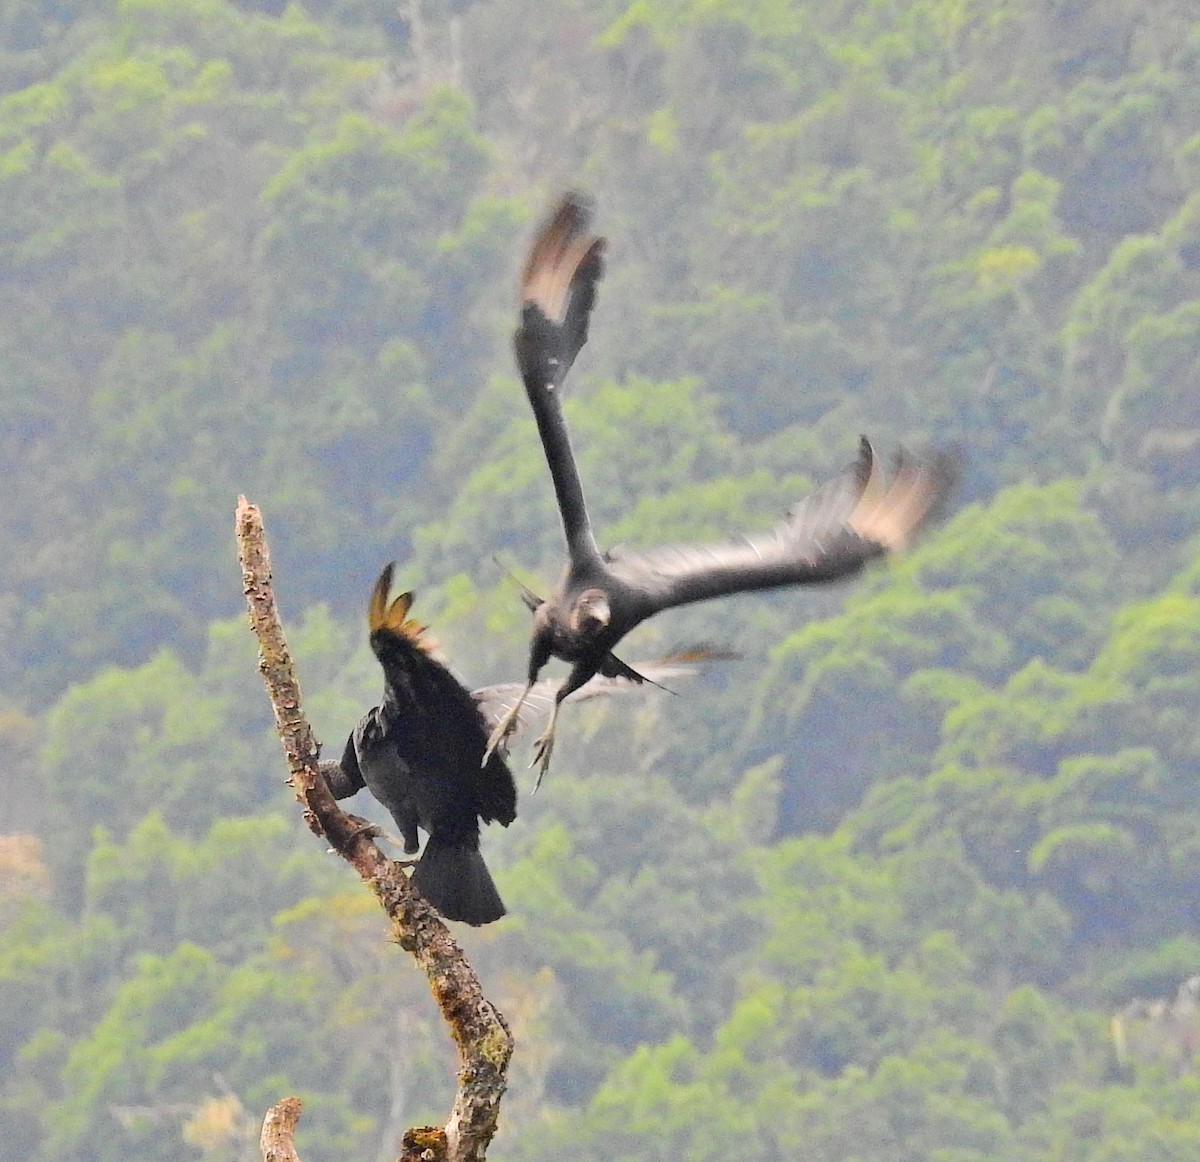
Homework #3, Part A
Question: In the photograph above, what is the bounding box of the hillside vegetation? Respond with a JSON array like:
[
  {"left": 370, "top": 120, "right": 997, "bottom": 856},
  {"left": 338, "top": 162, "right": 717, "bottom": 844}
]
[{"left": 4, "top": 0, "right": 1200, "bottom": 1158}]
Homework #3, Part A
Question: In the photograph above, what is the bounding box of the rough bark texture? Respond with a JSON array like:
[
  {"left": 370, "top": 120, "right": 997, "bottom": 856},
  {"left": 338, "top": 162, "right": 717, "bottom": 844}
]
[
  {"left": 237, "top": 497, "right": 513, "bottom": 1162},
  {"left": 261, "top": 1098, "right": 303, "bottom": 1162}
]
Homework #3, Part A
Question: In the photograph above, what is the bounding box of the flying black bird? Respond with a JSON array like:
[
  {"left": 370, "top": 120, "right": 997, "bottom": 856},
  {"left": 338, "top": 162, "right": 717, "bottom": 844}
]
[
  {"left": 325, "top": 564, "right": 730, "bottom": 922},
  {"left": 483, "top": 192, "right": 958, "bottom": 783}
]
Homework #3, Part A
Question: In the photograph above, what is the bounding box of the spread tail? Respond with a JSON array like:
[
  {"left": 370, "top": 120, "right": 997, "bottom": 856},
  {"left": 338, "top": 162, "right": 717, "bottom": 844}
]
[{"left": 412, "top": 835, "right": 506, "bottom": 926}]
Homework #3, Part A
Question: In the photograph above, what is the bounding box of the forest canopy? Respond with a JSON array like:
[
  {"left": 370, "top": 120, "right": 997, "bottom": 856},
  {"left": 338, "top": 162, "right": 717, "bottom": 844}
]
[{"left": 4, "top": 0, "right": 1200, "bottom": 1158}]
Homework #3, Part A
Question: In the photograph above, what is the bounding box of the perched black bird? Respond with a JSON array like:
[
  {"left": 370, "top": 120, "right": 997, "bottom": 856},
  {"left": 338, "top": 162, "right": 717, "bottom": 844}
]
[
  {"left": 325, "top": 564, "right": 730, "bottom": 922},
  {"left": 332, "top": 564, "right": 517, "bottom": 925},
  {"left": 483, "top": 193, "right": 958, "bottom": 782}
]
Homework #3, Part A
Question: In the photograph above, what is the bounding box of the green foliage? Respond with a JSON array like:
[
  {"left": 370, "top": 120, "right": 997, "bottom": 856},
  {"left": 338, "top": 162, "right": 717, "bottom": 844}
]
[
  {"left": 0, "top": 0, "right": 517, "bottom": 695},
  {"left": 84, "top": 812, "right": 339, "bottom": 961},
  {"left": 6, "top": 0, "right": 1200, "bottom": 1157}
]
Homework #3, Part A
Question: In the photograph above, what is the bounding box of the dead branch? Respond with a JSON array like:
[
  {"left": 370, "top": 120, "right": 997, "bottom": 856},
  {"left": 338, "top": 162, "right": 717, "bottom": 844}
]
[
  {"left": 236, "top": 497, "right": 512, "bottom": 1162},
  {"left": 261, "top": 1098, "right": 303, "bottom": 1162}
]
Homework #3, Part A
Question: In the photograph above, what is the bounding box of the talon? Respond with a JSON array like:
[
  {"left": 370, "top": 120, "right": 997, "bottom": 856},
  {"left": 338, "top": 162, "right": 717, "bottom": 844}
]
[
  {"left": 528, "top": 698, "right": 562, "bottom": 791},
  {"left": 344, "top": 815, "right": 382, "bottom": 842},
  {"left": 529, "top": 728, "right": 555, "bottom": 792},
  {"left": 482, "top": 708, "right": 519, "bottom": 766},
  {"left": 344, "top": 816, "right": 411, "bottom": 852},
  {"left": 482, "top": 682, "right": 534, "bottom": 765}
]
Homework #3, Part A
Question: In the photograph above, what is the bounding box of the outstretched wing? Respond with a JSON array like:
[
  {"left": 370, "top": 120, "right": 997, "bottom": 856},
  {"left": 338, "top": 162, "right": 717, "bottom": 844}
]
[
  {"left": 515, "top": 192, "right": 606, "bottom": 566},
  {"left": 471, "top": 646, "right": 735, "bottom": 738},
  {"left": 603, "top": 438, "right": 957, "bottom": 614}
]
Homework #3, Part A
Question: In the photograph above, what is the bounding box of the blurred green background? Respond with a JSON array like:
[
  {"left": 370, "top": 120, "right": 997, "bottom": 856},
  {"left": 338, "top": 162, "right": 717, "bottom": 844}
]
[{"left": 5, "top": 0, "right": 1200, "bottom": 1157}]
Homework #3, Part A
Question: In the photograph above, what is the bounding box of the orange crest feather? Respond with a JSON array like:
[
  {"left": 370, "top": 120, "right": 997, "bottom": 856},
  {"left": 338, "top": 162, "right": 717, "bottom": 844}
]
[{"left": 367, "top": 563, "right": 437, "bottom": 651}]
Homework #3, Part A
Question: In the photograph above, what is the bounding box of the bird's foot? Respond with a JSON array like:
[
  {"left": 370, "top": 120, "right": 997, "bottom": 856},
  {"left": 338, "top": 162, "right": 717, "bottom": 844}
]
[
  {"left": 482, "top": 705, "right": 521, "bottom": 766},
  {"left": 529, "top": 726, "right": 556, "bottom": 792},
  {"left": 343, "top": 814, "right": 380, "bottom": 841},
  {"left": 343, "top": 816, "right": 409, "bottom": 853}
]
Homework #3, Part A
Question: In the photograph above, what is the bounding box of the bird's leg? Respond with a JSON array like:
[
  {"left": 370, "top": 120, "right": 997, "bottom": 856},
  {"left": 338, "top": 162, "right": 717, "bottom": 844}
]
[
  {"left": 530, "top": 660, "right": 594, "bottom": 791},
  {"left": 483, "top": 634, "right": 553, "bottom": 766},
  {"left": 529, "top": 698, "right": 561, "bottom": 792},
  {"left": 482, "top": 679, "right": 534, "bottom": 766}
]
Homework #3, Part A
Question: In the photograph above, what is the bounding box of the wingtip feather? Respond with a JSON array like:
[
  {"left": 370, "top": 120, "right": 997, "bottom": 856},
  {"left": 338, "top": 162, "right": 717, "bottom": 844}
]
[
  {"left": 521, "top": 192, "right": 604, "bottom": 322},
  {"left": 848, "top": 446, "right": 958, "bottom": 552}
]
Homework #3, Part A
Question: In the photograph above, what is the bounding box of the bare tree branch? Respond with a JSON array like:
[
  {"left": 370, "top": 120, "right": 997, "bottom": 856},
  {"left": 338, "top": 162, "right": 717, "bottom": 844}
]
[
  {"left": 261, "top": 1098, "right": 303, "bottom": 1162},
  {"left": 236, "top": 497, "right": 513, "bottom": 1162}
]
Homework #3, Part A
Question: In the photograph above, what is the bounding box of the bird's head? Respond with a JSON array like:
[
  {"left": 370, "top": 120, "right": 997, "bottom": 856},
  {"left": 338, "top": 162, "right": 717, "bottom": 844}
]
[{"left": 570, "top": 588, "right": 611, "bottom": 637}]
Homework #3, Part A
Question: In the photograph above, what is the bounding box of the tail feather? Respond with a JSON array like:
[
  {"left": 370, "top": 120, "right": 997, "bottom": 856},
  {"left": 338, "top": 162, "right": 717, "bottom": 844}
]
[{"left": 412, "top": 836, "right": 506, "bottom": 926}]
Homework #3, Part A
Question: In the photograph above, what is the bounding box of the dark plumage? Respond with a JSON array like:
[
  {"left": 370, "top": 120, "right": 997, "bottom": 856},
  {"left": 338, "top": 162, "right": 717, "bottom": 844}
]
[
  {"left": 333, "top": 564, "right": 517, "bottom": 925},
  {"left": 484, "top": 193, "right": 958, "bottom": 782},
  {"left": 326, "top": 565, "right": 729, "bottom": 921}
]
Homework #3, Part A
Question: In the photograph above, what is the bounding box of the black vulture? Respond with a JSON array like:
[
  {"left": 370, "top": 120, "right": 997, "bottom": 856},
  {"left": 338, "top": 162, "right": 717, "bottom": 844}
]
[{"left": 483, "top": 193, "right": 958, "bottom": 783}]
